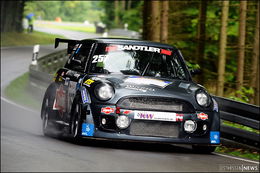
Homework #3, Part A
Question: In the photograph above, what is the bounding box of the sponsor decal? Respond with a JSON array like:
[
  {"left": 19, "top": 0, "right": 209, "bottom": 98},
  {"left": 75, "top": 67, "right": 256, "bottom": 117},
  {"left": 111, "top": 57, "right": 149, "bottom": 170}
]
[
  {"left": 74, "top": 74, "right": 80, "bottom": 78},
  {"left": 92, "top": 55, "right": 108, "bottom": 63},
  {"left": 161, "top": 49, "right": 172, "bottom": 55},
  {"left": 210, "top": 131, "right": 220, "bottom": 144},
  {"left": 125, "top": 76, "right": 172, "bottom": 88},
  {"left": 75, "top": 44, "right": 82, "bottom": 53},
  {"left": 105, "top": 45, "right": 118, "bottom": 52},
  {"left": 176, "top": 114, "right": 184, "bottom": 122},
  {"left": 101, "top": 107, "right": 115, "bottom": 115},
  {"left": 179, "top": 82, "right": 190, "bottom": 89},
  {"left": 197, "top": 112, "right": 208, "bottom": 120},
  {"left": 68, "top": 81, "right": 77, "bottom": 111},
  {"left": 64, "top": 77, "right": 70, "bottom": 86},
  {"left": 123, "top": 110, "right": 132, "bottom": 115},
  {"left": 81, "top": 87, "right": 90, "bottom": 104},
  {"left": 83, "top": 79, "right": 95, "bottom": 87},
  {"left": 105, "top": 45, "right": 172, "bottom": 55},
  {"left": 125, "top": 85, "right": 155, "bottom": 92},
  {"left": 134, "top": 111, "right": 177, "bottom": 122},
  {"left": 82, "top": 123, "right": 94, "bottom": 136},
  {"left": 53, "top": 85, "right": 66, "bottom": 117},
  {"left": 76, "top": 78, "right": 83, "bottom": 90},
  {"left": 58, "top": 76, "right": 63, "bottom": 82}
]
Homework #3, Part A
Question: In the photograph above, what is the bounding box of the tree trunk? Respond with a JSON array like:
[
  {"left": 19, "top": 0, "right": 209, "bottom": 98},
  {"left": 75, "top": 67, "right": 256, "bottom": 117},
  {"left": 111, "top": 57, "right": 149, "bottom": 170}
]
[
  {"left": 196, "top": 0, "right": 207, "bottom": 85},
  {"left": 236, "top": 1, "right": 247, "bottom": 91},
  {"left": 1, "top": 1, "right": 25, "bottom": 33},
  {"left": 142, "top": 0, "right": 151, "bottom": 40},
  {"left": 150, "top": 0, "right": 160, "bottom": 42},
  {"left": 114, "top": 0, "right": 119, "bottom": 27},
  {"left": 160, "top": 0, "right": 169, "bottom": 43},
  {"left": 250, "top": 3, "right": 259, "bottom": 104},
  {"left": 121, "top": 0, "right": 126, "bottom": 11},
  {"left": 127, "top": 0, "right": 131, "bottom": 10},
  {"left": 256, "top": 63, "right": 260, "bottom": 105},
  {"left": 216, "top": 1, "right": 229, "bottom": 96}
]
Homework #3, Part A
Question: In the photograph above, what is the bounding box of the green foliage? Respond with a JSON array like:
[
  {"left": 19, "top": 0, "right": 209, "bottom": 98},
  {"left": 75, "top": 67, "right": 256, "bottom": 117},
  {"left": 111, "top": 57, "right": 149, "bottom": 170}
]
[
  {"left": 24, "top": 1, "right": 104, "bottom": 23},
  {"left": 215, "top": 146, "right": 259, "bottom": 161},
  {"left": 228, "top": 87, "right": 254, "bottom": 103},
  {"left": 121, "top": 3, "right": 143, "bottom": 31},
  {"left": 1, "top": 31, "right": 65, "bottom": 47},
  {"left": 99, "top": 1, "right": 143, "bottom": 31},
  {"left": 222, "top": 120, "right": 260, "bottom": 134},
  {"left": 186, "top": 61, "right": 200, "bottom": 70},
  {"left": 168, "top": 1, "right": 258, "bottom": 100}
]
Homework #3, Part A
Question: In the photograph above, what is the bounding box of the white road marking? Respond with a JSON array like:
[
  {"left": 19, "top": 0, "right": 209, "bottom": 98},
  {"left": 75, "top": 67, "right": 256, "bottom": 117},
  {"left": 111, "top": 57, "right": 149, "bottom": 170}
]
[
  {"left": 213, "top": 152, "right": 260, "bottom": 164},
  {"left": 1, "top": 96, "right": 38, "bottom": 114}
]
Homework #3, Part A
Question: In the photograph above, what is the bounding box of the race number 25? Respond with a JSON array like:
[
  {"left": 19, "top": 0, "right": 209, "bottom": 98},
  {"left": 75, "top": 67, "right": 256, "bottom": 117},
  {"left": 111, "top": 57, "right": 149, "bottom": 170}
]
[{"left": 92, "top": 55, "right": 107, "bottom": 63}]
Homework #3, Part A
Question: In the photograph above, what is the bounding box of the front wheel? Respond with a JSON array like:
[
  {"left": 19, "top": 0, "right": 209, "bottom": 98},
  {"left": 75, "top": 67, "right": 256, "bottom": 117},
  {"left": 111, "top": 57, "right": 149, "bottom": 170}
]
[
  {"left": 192, "top": 145, "right": 216, "bottom": 154},
  {"left": 70, "top": 96, "right": 83, "bottom": 139}
]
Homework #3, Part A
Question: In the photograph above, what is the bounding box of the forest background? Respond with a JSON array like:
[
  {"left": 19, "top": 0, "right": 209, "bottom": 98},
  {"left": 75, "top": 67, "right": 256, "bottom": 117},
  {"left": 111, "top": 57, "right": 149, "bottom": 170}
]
[{"left": 1, "top": 0, "right": 259, "bottom": 105}]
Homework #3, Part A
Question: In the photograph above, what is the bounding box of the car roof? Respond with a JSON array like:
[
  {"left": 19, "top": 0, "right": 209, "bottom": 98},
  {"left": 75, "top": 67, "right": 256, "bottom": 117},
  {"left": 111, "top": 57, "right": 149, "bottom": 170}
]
[{"left": 81, "top": 38, "right": 177, "bottom": 50}]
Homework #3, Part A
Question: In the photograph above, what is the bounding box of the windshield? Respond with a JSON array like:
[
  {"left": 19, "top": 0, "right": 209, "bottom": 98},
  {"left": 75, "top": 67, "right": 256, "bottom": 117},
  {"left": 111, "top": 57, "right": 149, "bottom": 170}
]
[{"left": 89, "top": 43, "right": 189, "bottom": 80}]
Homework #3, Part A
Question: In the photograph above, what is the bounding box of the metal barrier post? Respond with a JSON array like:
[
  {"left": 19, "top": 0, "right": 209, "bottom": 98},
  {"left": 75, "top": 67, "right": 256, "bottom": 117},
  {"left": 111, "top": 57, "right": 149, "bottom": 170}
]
[{"left": 31, "top": 44, "right": 40, "bottom": 65}]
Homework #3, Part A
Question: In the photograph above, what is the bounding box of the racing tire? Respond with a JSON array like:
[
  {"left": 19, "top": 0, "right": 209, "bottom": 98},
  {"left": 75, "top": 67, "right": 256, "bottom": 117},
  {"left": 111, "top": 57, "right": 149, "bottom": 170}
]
[
  {"left": 192, "top": 145, "right": 216, "bottom": 154},
  {"left": 70, "top": 95, "right": 83, "bottom": 139},
  {"left": 41, "top": 83, "right": 60, "bottom": 137}
]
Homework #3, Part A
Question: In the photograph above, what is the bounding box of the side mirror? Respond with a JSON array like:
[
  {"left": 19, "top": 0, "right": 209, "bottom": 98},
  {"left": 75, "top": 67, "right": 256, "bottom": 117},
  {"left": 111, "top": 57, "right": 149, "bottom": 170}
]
[{"left": 190, "top": 68, "right": 201, "bottom": 76}]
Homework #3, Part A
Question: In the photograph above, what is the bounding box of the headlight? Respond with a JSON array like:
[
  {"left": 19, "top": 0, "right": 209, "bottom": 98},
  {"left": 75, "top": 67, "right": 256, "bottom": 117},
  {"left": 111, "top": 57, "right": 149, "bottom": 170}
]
[
  {"left": 196, "top": 90, "right": 210, "bottom": 107},
  {"left": 94, "top": 83, "right": 114, "bottom": 101}
]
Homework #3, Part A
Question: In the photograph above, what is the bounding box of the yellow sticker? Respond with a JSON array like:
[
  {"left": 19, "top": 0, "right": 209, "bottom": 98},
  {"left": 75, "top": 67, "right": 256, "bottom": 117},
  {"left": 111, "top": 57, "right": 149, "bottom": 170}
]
[
  {"left": 53, "top": 73, "right": 58, "bottom": 81},
  {"left": 84, "top": 79, "right": 95, "bottom": 86}
]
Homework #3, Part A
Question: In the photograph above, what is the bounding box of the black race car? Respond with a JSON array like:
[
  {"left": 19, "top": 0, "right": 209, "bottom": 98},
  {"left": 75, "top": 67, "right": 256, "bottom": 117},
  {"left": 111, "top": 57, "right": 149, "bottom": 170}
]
[{"left": 41, "top": 38, "right": 220, "bottom": 153}]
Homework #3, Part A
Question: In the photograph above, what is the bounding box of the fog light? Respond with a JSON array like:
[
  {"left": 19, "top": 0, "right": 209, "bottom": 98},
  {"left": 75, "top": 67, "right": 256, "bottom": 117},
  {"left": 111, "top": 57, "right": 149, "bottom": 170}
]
[
  {"left": 184, "top": 120, "right": 197, "bottom": 133},
  {"left": 116, "top": 115, "right": 130, "bottom": 129},
  {"left": 101, "top": 118, "right": 106, "bottom": 125},
  {"left": 203, "top": 124, "right": 207, "bottom": 131}
]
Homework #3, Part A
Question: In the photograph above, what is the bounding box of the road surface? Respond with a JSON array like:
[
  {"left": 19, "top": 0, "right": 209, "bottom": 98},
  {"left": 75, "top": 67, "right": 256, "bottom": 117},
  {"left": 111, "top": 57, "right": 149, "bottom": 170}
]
[{"left": 1, "top": 28, "right": 259, "bottom": 172}]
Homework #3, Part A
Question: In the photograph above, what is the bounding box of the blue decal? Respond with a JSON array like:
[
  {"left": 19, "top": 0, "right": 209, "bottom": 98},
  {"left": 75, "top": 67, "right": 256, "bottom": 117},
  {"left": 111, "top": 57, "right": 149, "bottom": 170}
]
[
  {"left": 129, "top": 76, "right": 141, "bottom": 78},
  {"left": 210, "top": 131, "right": 220, "bottom": 144},
  {"left": 164, "top": 81, "right": 172, "bottom": 84},
  {"left": 82, "top": 123, "right": 94, "bottom": 136},
  {"left": 81, "top": 87, "right": 91, "bottom": 104},
  {"left": 81, "top": 87, "right": 89, "bottom": 104},
  {"left": 76, "top": 78, "right": 83, "bottom": 90},
  {"left": 75, "top": 44, "right": 82, "bottom": 53}
]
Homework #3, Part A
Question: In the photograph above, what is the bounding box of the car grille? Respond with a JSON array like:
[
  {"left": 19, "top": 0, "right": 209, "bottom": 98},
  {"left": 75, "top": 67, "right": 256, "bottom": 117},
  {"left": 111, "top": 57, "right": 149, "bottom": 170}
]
[
  {"left": 130, "top": 120, "right": 179, "bottom": 138},
  {"left": 117, "top": 96, "right": 194, "bottom": 113}
]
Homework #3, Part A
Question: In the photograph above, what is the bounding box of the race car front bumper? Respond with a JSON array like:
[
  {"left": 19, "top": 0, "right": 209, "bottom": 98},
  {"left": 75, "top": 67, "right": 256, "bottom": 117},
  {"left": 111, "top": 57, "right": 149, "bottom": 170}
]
[{"left": 81, "top": 104, "right": 220, "bottom": 145}]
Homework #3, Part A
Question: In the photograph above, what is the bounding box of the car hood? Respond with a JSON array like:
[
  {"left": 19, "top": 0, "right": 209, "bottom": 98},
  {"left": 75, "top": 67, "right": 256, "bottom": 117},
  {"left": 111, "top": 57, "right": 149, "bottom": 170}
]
[{"left": 88, "top": 74, "right": 207, "bottom": 109}]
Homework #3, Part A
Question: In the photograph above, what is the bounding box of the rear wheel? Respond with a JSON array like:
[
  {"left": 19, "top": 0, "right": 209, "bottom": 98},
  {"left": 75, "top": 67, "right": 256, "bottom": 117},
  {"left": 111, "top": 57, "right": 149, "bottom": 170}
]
[
  {"left": 41, "top": 83, "right": 60, "bottom": 137},
  {"left": 192, "top": 145, "right": 216, "bottom": 154}
]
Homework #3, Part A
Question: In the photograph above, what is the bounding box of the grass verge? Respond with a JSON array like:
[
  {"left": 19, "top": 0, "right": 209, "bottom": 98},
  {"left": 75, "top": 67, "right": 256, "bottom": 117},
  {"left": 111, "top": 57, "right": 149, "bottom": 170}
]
[
  {"left": 35, "top": 23, "right": 95, "bottom": 33},
  {"left": 215, "top": 146, "right": 259, "bottom": 161},
  {"left": 1, "top": 31, "right": 65, "bottom": 47},
  {"left": 4, "top": 72, "right": 41, "bottom": 110}
]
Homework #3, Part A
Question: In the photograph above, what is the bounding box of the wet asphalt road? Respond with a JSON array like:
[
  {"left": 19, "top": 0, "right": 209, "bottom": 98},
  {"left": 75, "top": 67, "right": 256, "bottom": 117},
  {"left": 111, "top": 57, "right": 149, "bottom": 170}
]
[{"left": 1, "top": 28, "right": 259, "bottom": 172}]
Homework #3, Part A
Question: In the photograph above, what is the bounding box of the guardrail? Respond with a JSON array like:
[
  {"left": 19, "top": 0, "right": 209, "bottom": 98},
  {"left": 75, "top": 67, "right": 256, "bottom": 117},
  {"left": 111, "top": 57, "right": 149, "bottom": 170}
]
[
  {"left": 28, "top": 47, "right": 260, "bottom": 150},
  {"left": 213, "top": 96, "right": 259, "bottom": 149}
]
